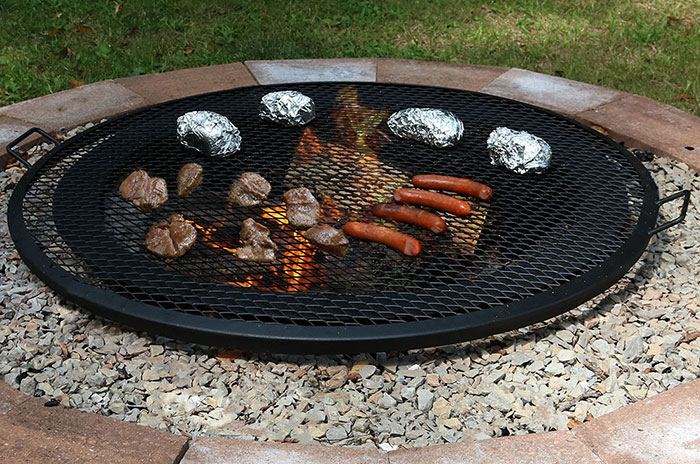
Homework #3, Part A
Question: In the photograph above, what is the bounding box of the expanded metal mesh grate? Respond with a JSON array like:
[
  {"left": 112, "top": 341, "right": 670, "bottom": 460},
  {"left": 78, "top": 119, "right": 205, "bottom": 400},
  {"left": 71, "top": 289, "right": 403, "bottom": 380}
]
[{"left": 9, "top": 83, "right": 657, "bottom": 352}]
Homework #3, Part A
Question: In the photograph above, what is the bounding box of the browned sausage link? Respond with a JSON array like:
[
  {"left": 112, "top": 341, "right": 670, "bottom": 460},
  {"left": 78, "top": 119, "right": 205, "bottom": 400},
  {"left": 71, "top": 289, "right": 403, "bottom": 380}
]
[
  {"left": 371, "top": 203, "right": 447, "bottom": 235},
  {"left": 343, "top": 222, "right": 422, "bottom": 256},
  {"left": 393, "top": 188, "right": 471, "bottom": 217},
  {"left": 412, "top": 174, "right": 493, "bottom": 201}
]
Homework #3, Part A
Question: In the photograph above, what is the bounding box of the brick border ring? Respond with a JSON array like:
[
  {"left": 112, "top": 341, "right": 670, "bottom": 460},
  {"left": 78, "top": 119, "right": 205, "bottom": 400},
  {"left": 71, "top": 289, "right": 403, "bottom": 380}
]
[{"left": 1, "top": 59, "right": 698, "bottom": 463}]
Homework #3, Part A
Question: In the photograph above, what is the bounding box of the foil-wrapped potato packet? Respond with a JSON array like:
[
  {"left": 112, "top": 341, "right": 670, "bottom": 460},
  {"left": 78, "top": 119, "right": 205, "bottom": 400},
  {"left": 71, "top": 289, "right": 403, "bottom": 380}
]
[
  {"left": 260, "top": 90, "right": 316, "bottom": 126},
  {"left": 487, "top": 127, "right": 551, "bottom": 174},
  {"left": 177, "top": 111, "right": 241, "bottom": 157},
  {"left": 387, "top": 108, "right": 464, "bottom": 148}
]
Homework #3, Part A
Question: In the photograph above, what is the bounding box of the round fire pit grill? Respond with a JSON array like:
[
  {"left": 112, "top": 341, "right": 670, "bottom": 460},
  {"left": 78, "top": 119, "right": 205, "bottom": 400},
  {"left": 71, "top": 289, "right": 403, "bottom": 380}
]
[{"left": 6, "top": 82, "right": 689, "bottom": 354}]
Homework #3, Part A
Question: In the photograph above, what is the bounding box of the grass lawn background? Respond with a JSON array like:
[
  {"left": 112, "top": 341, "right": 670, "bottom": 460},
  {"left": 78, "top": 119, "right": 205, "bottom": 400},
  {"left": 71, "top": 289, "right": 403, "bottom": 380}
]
[{"left": 1, "top": 0, "right": 698, "bottom": 116}]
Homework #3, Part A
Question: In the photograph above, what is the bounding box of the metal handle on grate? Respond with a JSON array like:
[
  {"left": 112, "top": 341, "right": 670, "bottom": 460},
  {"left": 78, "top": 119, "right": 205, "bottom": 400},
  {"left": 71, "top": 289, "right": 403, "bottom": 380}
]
[
  {"left": 650, "top": 189, "right": 691, "bottom": 236},
  {"left": 6, "top": 127, "right": 61, "bottom": 169}
]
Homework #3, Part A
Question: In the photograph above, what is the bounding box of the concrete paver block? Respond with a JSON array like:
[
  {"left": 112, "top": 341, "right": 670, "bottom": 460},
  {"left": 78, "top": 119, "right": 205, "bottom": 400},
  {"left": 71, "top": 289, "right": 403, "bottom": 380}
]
[
  {"left": 377, "top": 59, "right": 508, "bottom": 91},
  {"left": 481, "top": 68, "right": 623, "bottom": 115},
  {"left": 0, "top": 393, "right": 188, "bottom": 464},
  {"left": 0, "top": 81, "right": 148, "bottom": 132},
  {"left": 388, "top": 431, "right": 603, "bottom": 464},
  {"left": 116, "top": 63, "right": 257, "bottom": 104},
  {"left": 180, "top": 438, "right": 388, "bottom": 464},
  {"left": 573, "top": 378, "right": 700, "bottom": 464},
  {"left": 245, "top": 59, "right": 376, "bottom": 84},
  {"left": 577, "top": 94, "right": 700, "bottom": 172}
]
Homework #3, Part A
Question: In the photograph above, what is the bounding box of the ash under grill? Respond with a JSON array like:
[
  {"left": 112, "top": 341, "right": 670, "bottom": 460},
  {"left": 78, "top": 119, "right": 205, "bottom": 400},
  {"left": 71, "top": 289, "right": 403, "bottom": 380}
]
[{"left": 8, "top": 82, "right": 672, "bottom": 353}]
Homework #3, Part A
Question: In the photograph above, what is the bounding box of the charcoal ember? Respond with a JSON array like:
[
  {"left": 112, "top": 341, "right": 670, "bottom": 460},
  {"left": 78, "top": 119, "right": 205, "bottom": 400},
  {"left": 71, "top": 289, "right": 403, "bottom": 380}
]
[
  {"left": 237, "top": 218, "right": 277, "bottom": 263},
  {"left": 284, "top": 187, "right": 320, "bottom": 229},
  {"left": 260, "top": 90, "right": 316, "bottom": 126},
  {"left": 176, "top": 110, "right": 241, "bottom": 156},
  {"left": 228, "top": 172, "right": 271, "bottom": 207},
  {"left": 387, "top": 108, "right": 464, "bottom": 148},
  {"left": 119, "top": 170, "right": 168, "bottom": 210},
  {"left": 303, "top": 225, "right": 349, "bottom": 257},
  {"left": 487, "top": 127, "right": 551, "bottom": 174},
  {"left": 145, "top": 213, "right": 197, "bottom": 259},
  {"left": 177, "top": 162, "right": 203, "bottom": 197}
]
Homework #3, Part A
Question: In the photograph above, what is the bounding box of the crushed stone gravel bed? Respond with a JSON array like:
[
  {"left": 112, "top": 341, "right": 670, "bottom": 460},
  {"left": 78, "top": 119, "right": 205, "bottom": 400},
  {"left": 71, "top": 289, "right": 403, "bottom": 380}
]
[{"left": 0, "top": 126, "right": 698, "bottom": 450}]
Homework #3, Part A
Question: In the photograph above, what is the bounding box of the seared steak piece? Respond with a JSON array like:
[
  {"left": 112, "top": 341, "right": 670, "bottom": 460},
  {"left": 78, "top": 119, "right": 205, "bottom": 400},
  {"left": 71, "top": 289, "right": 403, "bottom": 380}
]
[
  {"left": 145, "top": 213, "right": 196, "bottom": 259},
  {"left": 237, "top": 218, "right": 277, "bottom": 263},
  {"left": 284, "top": 187, "right": 319, "bottom": 229},
  {"left": 119, "top": 170, "right": 168, "bottom": 210},
  {"left": 303, "top": 224, "right": 349, "bottom": 257},
  {"left": 228, "top": 172, "right": 271, "bottom": 207},
  {"left": 177, "top": 163, "right": 203, "bottom": 197}
]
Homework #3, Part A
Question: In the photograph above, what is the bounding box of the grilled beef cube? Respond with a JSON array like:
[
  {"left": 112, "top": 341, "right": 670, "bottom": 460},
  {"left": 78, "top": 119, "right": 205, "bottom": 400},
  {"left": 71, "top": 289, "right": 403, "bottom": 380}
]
[
  {"left": 284, "top": 187, "right": 319, "bottom": 229},
  {"left": 145, "top": 213, "right": 196, "bottom": 259},
  {"left": 228, "top": 172, "right": 271, "bottom": 207},
  {"left": 177, "top": 162, "right": 203, "bottom": 197},
  {"left": 237, "top": 218, "right": 277, "bottom": 262},
  {"left": 303, "top": 224, "right": 349, "bottom": 257},
  {"left": 119, "top": 170, "right": 168, "bottom": 210}
]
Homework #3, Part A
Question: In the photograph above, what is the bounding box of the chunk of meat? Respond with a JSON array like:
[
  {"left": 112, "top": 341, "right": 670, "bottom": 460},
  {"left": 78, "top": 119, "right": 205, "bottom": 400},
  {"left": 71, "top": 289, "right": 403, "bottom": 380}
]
[
  {"left": 284, "top": 187, "right": 319, "bottom": 229},
  {"left": 237, "top": 218, "right": 277, "bottom": 263},
  {"left": 119, "top": 170, "right": 168, "bottom": 210},
  {"left": 145, "top": 214, "right": 196, "bottom": 259},
  {"left": 177, "top": 163, "right": 203, "bottom": 197},
  {"left": 228, "top": 172, "right": 271, "bottom": 207},
  {"left": 303, "top": 225, "right": 349, "bottom": 257}
]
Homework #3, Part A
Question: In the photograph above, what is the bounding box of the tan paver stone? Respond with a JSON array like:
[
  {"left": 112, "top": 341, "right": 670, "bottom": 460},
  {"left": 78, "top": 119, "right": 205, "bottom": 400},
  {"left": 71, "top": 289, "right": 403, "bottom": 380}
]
[
  {"left": 0, "top": 381, "right": 30, "bottom": 415},
  {"left": 0, "top": 116, "right": 35, "bottom": 170},
  {"left": 116, "top": 63, "right": 257, "bottom": 104},
  {"left": 377, "top": 59, "right": 508, "bottom": 91},
  {"left": 1, "top": 395, "right": 188, "bottom": 464},
  {"left": 0, "top": 81, "right": 148, "bottom": 132},
  {"left": 180, "top": 437, "right": 388, "bottom": 464},
  {"left": 245, "top": 58, "right": 376, "bottom": 84},
  {"left": 388, "top": 431, "right": 603, "bottom": 464},
  {"left": 481, "top": 68, "right": 623, "bottom": 115},
  {"left": 577, "top": 94, "right": 700, "bottom": 172},
  {"left": 573, "top": 378, "right": 700, "bottom": 464}
]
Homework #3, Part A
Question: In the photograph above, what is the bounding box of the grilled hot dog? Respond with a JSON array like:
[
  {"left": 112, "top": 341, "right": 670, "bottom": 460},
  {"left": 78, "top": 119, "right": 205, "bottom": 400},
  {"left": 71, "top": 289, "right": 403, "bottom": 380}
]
[
  {"left": 371, "top": 203, "right": 446, "bottom": 234},
  {"left": 343, "top": 222, "right": 421, "bottom": 256},
  {"left": 394, "top": 188, "right": 471, "bottom": 217},
  {"left": 412, "top": 174, "right": 492, "bottom": 201}
]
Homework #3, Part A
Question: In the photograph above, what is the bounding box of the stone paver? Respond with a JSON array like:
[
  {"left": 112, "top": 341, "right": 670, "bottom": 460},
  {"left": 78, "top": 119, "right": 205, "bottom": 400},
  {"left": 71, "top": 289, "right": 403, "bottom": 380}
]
[
  {"left": 577, "top": 94, "right": 700, "bottom": 172},
  {"left": 116, "top": 63, "right": 257, "bottom": 104},
  {"left": 245, "top": 58, "right": 376, "bottom": 84},
  {"left": 377, "top": 59, "right": 508, "bottom": 91},
  {"left": 0, "top": 386, "right": 188, "bottom": 464},
  {"left": 572, "top": 378, "right": 700, "bottom": 464},
  {"left": 481, "top": 68, "right": 623, "bottom": 115},
  {"left": 0, "top": 80, "right": 148, "bottom": 132},
  {"left": 0, "top": 115, "right": 35, "bottom": 170},
  {"left": 387, "top": 431, "right": 603, "bottom": 464},
  {"left": 180, "top": 438, "right": 388, "bottom": 464}
]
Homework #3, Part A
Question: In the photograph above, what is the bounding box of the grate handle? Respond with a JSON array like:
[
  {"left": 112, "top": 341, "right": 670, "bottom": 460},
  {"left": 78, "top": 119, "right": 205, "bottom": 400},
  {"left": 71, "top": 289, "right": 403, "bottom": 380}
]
[
  {"left": 6, "top": 127, "right": 60, "bottom": 169},
  {"left": 650, "top": 189, "right": 691, "bottom": 236}
]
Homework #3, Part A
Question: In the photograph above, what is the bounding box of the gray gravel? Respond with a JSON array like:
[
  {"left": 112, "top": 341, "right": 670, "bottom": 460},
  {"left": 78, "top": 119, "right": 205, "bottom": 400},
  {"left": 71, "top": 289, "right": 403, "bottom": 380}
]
[{"left": 0, "top": 127, "right": 698, "bottom": 450}]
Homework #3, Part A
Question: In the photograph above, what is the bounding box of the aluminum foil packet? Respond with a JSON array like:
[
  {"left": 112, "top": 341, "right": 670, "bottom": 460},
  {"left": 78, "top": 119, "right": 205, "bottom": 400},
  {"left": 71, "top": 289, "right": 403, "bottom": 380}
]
[
  {"left": 260, "top": 90, "right": 316, "bottom": 126},
  {"left": 487, "top": 127, "right": 551, "bottom": 174},
  {"left": 176, "top": 111, "right": 241, "bottom": 157},
  {"left": 387, "top": 108, "right": 464, "bottom": 148}
]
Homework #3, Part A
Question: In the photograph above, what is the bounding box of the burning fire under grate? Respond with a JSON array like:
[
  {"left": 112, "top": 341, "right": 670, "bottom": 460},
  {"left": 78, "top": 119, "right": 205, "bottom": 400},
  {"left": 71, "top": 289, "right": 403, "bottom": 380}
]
[{"left": 7, "top": 82, "right": 688, "bottom": 353}]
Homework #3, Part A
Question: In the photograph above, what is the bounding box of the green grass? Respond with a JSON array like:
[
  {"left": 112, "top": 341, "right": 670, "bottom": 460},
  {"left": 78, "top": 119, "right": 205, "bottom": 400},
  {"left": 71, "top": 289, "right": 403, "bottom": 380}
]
[{"left": 1, "top": 0, "right": 699, "bottom": 115}]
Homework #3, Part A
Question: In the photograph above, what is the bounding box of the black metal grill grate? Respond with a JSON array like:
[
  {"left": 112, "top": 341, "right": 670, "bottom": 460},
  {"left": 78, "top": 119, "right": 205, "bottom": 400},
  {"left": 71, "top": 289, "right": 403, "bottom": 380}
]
[{"left": 9, "top": 83, "right": 657, "bottom": 352}]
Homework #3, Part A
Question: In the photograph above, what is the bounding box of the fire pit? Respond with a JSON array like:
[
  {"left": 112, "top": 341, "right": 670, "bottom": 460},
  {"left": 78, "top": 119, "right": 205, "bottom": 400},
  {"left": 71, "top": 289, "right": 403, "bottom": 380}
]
[{"left": 6, "top": 82, "right": 689, "bottom": 353}]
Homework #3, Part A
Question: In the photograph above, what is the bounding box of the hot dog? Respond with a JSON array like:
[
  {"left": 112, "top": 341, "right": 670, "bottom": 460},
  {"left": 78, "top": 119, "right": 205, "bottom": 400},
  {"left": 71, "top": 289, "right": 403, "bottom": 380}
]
[
  {"left": 393, "top": 188, "right": 471, "bottom": 217},
  {"left": 412, "top": 174, "right": 492, "bottom": 201},
  {"left": 343, "top": 222, "right": 421, "bottom": 256},
  {"left": 371, "top": 203, "right": 446, "bottom": 234}
]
